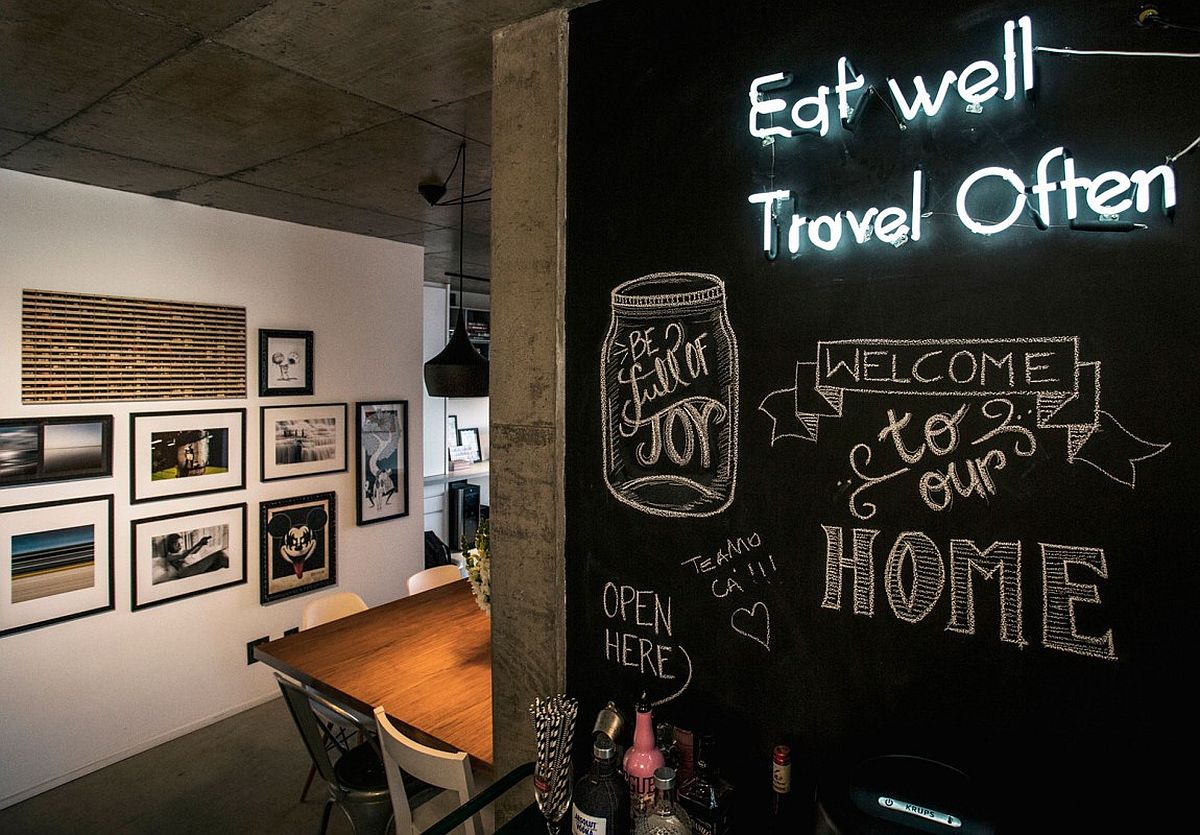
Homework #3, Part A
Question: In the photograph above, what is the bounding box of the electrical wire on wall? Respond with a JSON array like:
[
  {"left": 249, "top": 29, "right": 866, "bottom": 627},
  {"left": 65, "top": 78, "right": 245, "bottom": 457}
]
[{"left": 1032, "top": 3, "right": 1199, "bottom": 169}]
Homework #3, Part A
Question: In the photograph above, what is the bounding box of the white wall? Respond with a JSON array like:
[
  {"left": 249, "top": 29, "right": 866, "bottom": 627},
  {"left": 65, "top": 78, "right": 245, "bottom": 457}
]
[
  {"left": 424, "top": 284, "right": 491, "bottom": 475},
  {"left": 0, "top": 170, "right": 426, "bottom": 808},
  {"left": 423, "top": 283, "right": 449, "bottom": 478},
  {"left": 447, "top": 288, "right": 491, "bottom": 463},
  {"left": 420, "top": 283, "right": 490, "bottom": 545}
]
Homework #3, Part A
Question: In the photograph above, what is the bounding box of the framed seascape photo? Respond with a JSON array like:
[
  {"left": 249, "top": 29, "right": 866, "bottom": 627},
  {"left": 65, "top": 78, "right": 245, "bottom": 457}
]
[
  {"left": 1, "top": 495, "right": 114, "bottom": 637},
  {"left": 0, "top": 416, "right": 113, "bottom": 488},
  {"left": 261, "top": 403, "right": 347, "bottom": 482},
  {"left": 131, "top": 504, "right": 247, "bottom": 611},
  {"left": 259, "top": 329, "right": 314, "bottom": 396},
  {"left": 130, "top": 410, "right": 246, "bottom": 504},
  {"left": 260, "top": 492, "right": 336, "bottom": 604},
  {"left": 458, "top": 427, "right": 483, "bottom": 463},
  {"left": 356, "top": 400, "right": 409, "bottom": 525}
]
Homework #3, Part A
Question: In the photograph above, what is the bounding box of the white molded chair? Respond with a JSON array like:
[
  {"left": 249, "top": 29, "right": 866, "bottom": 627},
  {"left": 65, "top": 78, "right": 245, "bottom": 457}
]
[
  {"left": 373, "top": 706, "right": 490, "bottom": 835},
  {"left": 302, "top": 591, "right": 369, "bottom": 629},
  {"left": 297, "top": 591, "right": 372, "bottom": 802},
  {"left": 406, "top": 565, "right": 464, "bottom": 596}
]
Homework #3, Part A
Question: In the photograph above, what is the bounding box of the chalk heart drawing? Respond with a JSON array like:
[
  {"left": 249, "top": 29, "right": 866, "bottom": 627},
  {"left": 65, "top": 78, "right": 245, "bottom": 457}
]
[{"left": 731, "top": 601, "right": 771, "bottom": 650}]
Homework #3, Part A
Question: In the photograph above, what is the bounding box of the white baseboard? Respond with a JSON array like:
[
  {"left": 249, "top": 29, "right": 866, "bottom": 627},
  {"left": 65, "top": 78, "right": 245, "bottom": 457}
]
[{"left": 0, "top": 691, "right": 280, "bottom": 811}]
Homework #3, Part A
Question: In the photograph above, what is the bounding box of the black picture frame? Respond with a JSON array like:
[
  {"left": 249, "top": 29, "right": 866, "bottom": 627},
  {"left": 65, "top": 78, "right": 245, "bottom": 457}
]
[
  {"left": 355, "top": 400, "right": 410, "bottom": 526},
  {"left": 0, "top": 416, "right": 113, "bottom": 489},
  {"left": 258, "top": 329, "right": 314, "bottom": 397},
  {"left": 1, "top": 494, "right": 115, "bottom": 637},
  {"left": 131, "top": 504, "right": 248, "bottom": 611},
  {"left": 260, "top": 403, "right": 348, "bottom": 482},
  {"left": 459, "top": 427, "right": 483, "bottom": 463},
  {"left": 129, "top": 409, "right": 247, "bottom": 504},
  {"left": 260, "top": 492, "right": 337, "bottom": 604}
]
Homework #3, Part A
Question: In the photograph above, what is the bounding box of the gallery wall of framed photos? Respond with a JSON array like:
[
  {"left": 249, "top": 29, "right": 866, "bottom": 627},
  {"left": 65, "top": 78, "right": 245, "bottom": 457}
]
[{"left": 0, "top": 169, "right": 426, "bottom": 809}]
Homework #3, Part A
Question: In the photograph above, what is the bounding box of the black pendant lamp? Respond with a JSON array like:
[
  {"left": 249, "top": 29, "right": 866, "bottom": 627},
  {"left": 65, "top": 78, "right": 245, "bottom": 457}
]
[{"left": 423, "top": 141, "right": 490, "bottom": 398}]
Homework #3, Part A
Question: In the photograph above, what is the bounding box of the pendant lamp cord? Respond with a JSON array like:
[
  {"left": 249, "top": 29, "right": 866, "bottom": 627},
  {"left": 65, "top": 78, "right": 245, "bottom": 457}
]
[{"left": 459, "top": 141, "right": 466, "bottom": 304}]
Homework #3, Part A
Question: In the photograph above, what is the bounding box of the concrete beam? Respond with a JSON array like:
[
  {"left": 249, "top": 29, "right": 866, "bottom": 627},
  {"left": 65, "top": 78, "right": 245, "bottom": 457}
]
[{"left": 490, "top": 6, "right": 568, "bottom": 822}]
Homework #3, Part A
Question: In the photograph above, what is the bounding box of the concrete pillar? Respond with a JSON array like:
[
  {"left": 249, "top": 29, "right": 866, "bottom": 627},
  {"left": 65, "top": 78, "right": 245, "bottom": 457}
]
[{"left": 490, "top": 8, "right": 568, "bottom": 819}]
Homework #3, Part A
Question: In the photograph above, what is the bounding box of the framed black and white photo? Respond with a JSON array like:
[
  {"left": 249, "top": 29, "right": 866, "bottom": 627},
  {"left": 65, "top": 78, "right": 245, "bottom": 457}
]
[
  {"left": 459, "top": 427, "right": 483, "bottom": 463},
  {"left": 0, "top": 416, "right": 113, "bottom": 489},
  {"left": 1, "top": 495, "right": 114, "bottom": 637},
  {"left": 258, "top": 329, "right": 314, "bottom": 397},
  {"left": 130, "top": 410, "right": 246, "bottom": 504},
  {"left": 131, "top": 504, "right": 247, "bottom": 611},
  {"left": 260, "top": 492, "right": 336, "bottom": 604},
  {"left": 260, "top": 403, "right": 347, "bottom": 482},
  {"left": 447, "top": 414, "right": 459, "bottom": 446},
  {"left": 356, "top": 400, "right": 409, "bottom": 525}
]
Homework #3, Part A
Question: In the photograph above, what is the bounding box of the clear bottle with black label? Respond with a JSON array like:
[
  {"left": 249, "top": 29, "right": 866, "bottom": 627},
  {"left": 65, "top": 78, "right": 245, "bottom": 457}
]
[
  {"left": 678, "top": 734, "right": 734, "bottom": 835},
  {"left": 572, "top": 735, "right": 630, "bottom": 835}
]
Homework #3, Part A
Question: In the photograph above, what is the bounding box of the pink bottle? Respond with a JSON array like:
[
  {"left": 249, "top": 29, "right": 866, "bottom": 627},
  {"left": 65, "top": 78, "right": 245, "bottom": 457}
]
[{"left": 622, "top": 695, "right": 665, "bottom": 822}]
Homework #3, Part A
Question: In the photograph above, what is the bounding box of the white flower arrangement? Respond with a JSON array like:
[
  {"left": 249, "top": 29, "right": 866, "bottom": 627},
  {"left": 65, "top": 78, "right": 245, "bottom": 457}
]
[{"left": 463, "top": 517, "right": 490, "bottom": 616}]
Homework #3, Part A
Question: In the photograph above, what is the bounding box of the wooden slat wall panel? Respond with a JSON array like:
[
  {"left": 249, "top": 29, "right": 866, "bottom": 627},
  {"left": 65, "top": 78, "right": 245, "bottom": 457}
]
[{"left": 22, "top": 289, "right": 247, "bottom": 403}]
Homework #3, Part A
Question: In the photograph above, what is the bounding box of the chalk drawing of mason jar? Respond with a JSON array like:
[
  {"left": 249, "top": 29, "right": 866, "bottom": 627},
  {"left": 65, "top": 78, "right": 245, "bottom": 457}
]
[{"left": 601, "top": 272, "right": 739, "bottom": 517}]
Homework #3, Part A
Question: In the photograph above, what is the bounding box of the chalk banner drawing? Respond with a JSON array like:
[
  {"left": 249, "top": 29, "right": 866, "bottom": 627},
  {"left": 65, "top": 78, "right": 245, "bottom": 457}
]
[
  {"left": 759, "top": 338, "right": 1168, "bottom": 493},
  {"left": 601, "top": 272, "right": 740, "bottom": 517}
]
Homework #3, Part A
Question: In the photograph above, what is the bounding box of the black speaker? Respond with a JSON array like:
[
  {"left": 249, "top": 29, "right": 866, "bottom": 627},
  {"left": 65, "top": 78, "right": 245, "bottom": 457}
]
[{"left": 448, "top": 480, "right": 481, "bottom": 551}]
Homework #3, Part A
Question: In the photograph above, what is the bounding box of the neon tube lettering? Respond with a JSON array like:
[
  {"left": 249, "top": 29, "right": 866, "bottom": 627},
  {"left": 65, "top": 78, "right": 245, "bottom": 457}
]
[
  {"left": 748, "top": 190, "right": 791, "bottom": 257},
  {"left": 749, "top": 73, "right": 794, "bottom": 139},
  {"left": 835, "top": 57, "right": 866, "bottom": 123},
  {"left": 956, "top": 167, "right": 1027, "bottom": 235}
]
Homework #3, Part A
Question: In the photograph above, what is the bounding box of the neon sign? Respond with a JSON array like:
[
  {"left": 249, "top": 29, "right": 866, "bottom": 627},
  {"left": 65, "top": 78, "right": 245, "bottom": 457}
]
[
  {"left": 746, "top": 15, "right": 1179, "bottom": 256},
  {"left": 748, "top": 17, "right": 1033, "bottom": 140}
]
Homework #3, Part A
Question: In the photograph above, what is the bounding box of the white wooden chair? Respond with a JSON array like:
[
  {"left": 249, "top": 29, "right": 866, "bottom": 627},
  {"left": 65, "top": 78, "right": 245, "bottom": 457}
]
[
  {"left": 297, "top": 591, "right": 371, "bottom": 801},
  {"left": 406, "top": 565, "right": 464, "bottom": 596},
  {"left": 373, "top": 706, "right": 490, "bottom": 835}
]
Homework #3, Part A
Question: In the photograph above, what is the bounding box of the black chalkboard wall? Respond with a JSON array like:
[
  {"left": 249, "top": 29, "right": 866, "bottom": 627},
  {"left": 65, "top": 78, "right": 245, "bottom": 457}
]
[{"left": 563, "top": 0, "right": 1198, "bottom": 830}]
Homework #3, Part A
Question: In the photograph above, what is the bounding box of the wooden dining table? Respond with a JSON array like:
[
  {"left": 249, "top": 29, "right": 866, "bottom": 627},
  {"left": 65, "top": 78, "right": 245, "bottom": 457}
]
[{"left": 255, "top": 577, "right": 493, "bottom": 767}]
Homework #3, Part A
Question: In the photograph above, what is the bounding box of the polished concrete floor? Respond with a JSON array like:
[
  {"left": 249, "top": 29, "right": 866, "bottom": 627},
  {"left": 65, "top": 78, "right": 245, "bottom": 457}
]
[{"left": 0, "top": 696, "right": 467, "bottom": 835}]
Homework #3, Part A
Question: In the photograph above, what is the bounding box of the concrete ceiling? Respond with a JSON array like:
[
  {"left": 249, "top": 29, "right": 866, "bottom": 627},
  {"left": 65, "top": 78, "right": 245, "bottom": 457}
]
[{"left": 1, "top": 0, "right": 586, "bottom": 293}]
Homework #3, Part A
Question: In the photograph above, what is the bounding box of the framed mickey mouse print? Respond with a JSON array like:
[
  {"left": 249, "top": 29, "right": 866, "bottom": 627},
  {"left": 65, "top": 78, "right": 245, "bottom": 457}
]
[{"left": 259, "top": 492, "right": 336, "bottom": 604}]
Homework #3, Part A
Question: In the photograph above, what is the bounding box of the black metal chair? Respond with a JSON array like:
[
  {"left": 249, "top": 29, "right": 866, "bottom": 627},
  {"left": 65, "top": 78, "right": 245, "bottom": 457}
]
[
  {"left": 276, "top": 673, "right": 393, "bottom": 835},
  {"left": 297, "top": 593, "right": 372, "bottom": 802}
]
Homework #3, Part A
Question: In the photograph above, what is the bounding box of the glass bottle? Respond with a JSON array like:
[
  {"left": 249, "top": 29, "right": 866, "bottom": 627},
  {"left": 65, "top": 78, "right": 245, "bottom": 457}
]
[
  {"left": 655, "top": 722, "right": 679, "bottom": 773},
  {"left": 571, "top": 735, "right": 630, "bottom": 835},
  {"left": 770, "top": 744, "right": 792, "bottom": 831},
  {"left": 678, "top": 734, "right": 734, "bottom": 835},
  {"left": 623, "top": 697, "right": 665, "bottom": 821},
  {"left": 633, "top": 767, "right": 693, "bottom": 835}
]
